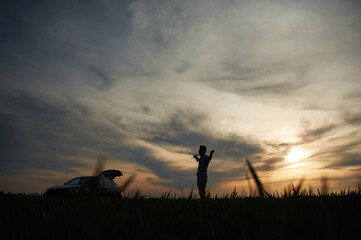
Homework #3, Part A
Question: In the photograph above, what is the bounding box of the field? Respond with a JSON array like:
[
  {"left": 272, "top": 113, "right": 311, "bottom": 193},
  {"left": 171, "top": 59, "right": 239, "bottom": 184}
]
[{"left": 1, "top": 189, "right": 360, "bottom": 240}]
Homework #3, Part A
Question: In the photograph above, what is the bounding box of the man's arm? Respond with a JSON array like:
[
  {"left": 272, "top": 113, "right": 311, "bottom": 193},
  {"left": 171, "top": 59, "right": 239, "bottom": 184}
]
[
  {"left": 193, "top": 155, "right": 200, "bottom": 162},
  {"left": 209, "top": 150, "right": 215, "bottom": 162}
]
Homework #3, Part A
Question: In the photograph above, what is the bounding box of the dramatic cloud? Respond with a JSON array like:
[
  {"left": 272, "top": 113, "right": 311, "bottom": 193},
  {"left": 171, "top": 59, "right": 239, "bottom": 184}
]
[{"left": 139, "top": 110, "right": 263, "bottom": 158}]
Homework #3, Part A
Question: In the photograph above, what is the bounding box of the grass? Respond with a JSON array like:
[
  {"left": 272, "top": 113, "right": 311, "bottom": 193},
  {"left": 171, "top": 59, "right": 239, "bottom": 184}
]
[
  {"left": 0, "top": 160, "right": 360, "bottom": 239},
  {"left": 0, "top": 190, "right": 360, "bottom": 239}
]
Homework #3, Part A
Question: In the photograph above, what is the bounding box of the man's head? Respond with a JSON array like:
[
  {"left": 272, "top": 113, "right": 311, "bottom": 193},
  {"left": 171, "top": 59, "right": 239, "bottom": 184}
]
[{"left": 198, "top": 145, "right": 207, "bottom": 156}]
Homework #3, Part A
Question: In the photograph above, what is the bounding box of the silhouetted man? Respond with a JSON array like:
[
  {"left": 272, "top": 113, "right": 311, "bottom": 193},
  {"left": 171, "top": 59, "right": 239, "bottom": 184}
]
[{"left": 193, "top": 145, "right": 215, "bottom": 198}]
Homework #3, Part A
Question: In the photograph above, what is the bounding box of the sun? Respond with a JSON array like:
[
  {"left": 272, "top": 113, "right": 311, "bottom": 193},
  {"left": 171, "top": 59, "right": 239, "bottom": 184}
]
[{"left": 286, "top": 149, "right": 309, "bottom": 163}]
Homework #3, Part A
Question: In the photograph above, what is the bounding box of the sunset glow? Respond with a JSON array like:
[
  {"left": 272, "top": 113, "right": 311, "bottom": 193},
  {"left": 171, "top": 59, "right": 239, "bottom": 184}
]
[{"left": 286, "top": 149, "right": 309, "bottom": 164}]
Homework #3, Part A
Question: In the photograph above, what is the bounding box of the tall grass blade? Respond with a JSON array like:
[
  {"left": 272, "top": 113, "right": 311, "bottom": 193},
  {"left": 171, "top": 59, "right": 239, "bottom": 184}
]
[
  {"left": 295, "top": 178, "right": 305, "bottom": 195},
  {"left": 264, "top": 190, "right": 272, "bottom": 198},
  {"left": 291, "top": 178, "right": 305, "bottom": 197},
  {"left": 187, "top": 186, "right": 194, "bottom": 200},
  {"left": 89, "top": 155, "right": 107, "bottom": 195},
  {"left": 321, "top": 175, "right": 329, "bottom": 196},
  {"left": 93, "top": 155, "right": 106, "bottom": 176},
  {"left": 121, "top": 174, "right": 136, "bottom": 193},
  {"left": 246, "top": 159, "right": 264, "bottom": 198}
]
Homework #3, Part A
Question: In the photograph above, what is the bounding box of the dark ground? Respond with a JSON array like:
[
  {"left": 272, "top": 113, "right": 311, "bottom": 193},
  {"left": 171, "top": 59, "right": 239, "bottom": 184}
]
[{"left": 0, "top": 191, "right": 360, "bottom": 240}]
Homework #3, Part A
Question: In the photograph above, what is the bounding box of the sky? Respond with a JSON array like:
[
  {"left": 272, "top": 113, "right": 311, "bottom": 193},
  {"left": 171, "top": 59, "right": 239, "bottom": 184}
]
[{"left": 0, "top": 0, "right": 360, "bottom": 195}]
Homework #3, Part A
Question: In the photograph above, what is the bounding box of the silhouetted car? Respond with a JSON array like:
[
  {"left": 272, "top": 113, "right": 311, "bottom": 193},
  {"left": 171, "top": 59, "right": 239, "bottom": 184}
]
[{"left": 43, "top": 170, "right": 123, "bottom": 197}]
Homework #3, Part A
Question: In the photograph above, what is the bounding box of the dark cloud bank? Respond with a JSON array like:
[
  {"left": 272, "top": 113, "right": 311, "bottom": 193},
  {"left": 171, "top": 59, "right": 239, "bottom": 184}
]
[{"left": 0, "top": 90, "right": 266, "bottom": 189}]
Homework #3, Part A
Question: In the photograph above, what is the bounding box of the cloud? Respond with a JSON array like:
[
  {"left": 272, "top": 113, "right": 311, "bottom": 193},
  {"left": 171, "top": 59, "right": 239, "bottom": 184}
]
[
  {"left": 299, "top": 122, "right": 338, "bottom": 143},
  {"left": 115, "top": 146, "right": 195, "bottom": 189},
  {"left": 102, "top": 108, "right": 267, "bottom": 189},
  {"left": 86, "top": 65, "right": 115, "bottom": 91},
  {"left": 138, "top": 109, "right": 264, "bottom": 160},
  {"left": 316, "top": 136, "right": 361, "bottom": 168},
  {"left": 327, "top": 153, "right": 361, "bottom": 168},
  {"left": 202, "top": 61, "right": 311, "bottom": 99},
  {"left": 0, "top": 90, "right": 92, "bottom": 173},
  {"left": 344, "top": 112, "right": 361, "bottom": 125},
  {"left": 293, "top": 114, "right": 361, "bottom": 171}
]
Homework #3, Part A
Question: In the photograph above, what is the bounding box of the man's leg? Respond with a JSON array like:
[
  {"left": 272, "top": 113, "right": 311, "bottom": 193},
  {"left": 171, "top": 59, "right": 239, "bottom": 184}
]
[
  {"left": 197, "top": 176, "right": 202, "bottom": 197},
  {"left": 197, "top": 176, "right": 207, "bottom": 198}
]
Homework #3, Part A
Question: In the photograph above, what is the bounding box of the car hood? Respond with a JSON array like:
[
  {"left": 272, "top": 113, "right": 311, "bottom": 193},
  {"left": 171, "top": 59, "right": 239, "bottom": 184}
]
[{"left": 100, "top": 169, "right": 123, "bottom": 180}]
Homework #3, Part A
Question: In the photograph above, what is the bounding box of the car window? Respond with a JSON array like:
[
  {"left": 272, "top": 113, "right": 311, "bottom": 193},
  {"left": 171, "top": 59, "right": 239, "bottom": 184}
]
[
  {"left": 65, "top": 178, "right": 80, "bottom": 185},
  {"left": 79, "top": 177, "right": 95, "bottom": 185},
  {"left": 65, "top": 177, "right": 96, "bottom": 185}
]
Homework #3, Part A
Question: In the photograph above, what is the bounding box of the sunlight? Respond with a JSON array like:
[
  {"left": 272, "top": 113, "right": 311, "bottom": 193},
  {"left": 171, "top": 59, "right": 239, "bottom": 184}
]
[{"left": 286, "top": 149, "right": 309, "bottom": 163}]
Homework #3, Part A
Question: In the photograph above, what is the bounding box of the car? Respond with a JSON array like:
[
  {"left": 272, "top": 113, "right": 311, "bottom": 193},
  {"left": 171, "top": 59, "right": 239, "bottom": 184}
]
[{"left": 43, "top": 169, "right": 123, "bottom": 197}]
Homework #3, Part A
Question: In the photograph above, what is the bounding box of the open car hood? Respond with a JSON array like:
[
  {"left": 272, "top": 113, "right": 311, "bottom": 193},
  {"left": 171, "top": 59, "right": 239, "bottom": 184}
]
[{"left": 100, "top": 169, "right": 123, "bottom": 180}]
